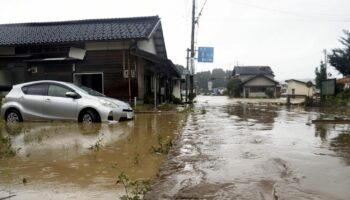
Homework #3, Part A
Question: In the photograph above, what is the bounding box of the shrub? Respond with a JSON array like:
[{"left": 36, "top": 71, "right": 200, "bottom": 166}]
[
  {"left": 188, "top": 93, "right": 196, "bottom": 102},
  {"left": 265, "top": 88, "right": 275, "bottom": 98},
  {"left": 226, "top": 78, "right": 242, "bottom": 97},
  {"left": 171, "top": 95, "right": 182, "bottom": 104}
]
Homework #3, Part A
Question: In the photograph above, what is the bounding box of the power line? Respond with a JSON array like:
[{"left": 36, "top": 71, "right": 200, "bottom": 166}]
[
  {"left": 230, "top": 0, "right": 350, "bottom": 22},
  {"left": 196, "top": 0, "right": 208, "bottom": 24}
]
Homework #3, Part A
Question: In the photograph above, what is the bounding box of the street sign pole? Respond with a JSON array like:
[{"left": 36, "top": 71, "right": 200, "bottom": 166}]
[
  {"left": 198, "top": 47, "right": 214, "bottom": 63},
  {"left": 185, "top": 48, "right": 190, "bottom": 102},
  {"left": 189, "top": 0, "right": 196, "bottom": 103}
]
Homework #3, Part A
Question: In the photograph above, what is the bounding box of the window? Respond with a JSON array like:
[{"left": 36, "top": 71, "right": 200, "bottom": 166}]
[
  {"left": 0, "top": 66, "right": 25, "bottom": 89},
  {"left": 250, "top": 87, "right": 266, "bottom": 93},
  {"left": 23, "top": 84, "right": 48, "bottom": 95},
  {"left": 48, "top": 84, "right": 72, "bottom": 97}
]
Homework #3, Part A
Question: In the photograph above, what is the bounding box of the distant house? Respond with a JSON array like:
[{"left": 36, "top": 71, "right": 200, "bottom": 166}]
[
  {"left": 285, "top": 79, "right": 315, "bottom": 97},
  {"left": 337, "top": 76, "right": 350, "bottom": 89},
  {"left": 0, "top": 16, "right": 181, "bottom": 104},
  {"left": 278, "top": 81, "right": 288, "bottom": 96},
  {"left": 232, "top": 66, "right": 278, "bottom": 98}
]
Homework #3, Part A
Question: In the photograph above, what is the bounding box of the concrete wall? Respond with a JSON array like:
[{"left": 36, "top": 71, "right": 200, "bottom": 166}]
[
  {"left": 85, "top": 41, "right": 131, "bottom": 51},
  {"left": 239, "top": 75, "right": 254, "bottom": 82},
  {"left": 86, "top": 39, "right": 157, "bottom": 55},
  {"left": 244, "top": 76, "right": 276, "bottom": 87},
  {"left": 138, "top": 37, "right": 157, "bottom": 54},
  {"left": 239, "top": 74, "right": 274, "bottom": 82},
  {"left": 172, "top": 80, "right": 181, "bottom": 99}
]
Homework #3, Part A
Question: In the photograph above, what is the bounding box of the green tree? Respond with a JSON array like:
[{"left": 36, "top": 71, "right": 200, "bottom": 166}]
[
  {"left": 226, "top": 77, "right": 242, "bottom": 97},
  {"left": 211, "top": 68, "right": 226, "bottom": 88},
  {"left": 315, "top": 61, "right": 327, "bottom": 89},
  {"left": 195, "top": 71, "right": 211, "bottom": 92},
  {"left": 328, "top": 30, "right": 350, "bottom": 76}
]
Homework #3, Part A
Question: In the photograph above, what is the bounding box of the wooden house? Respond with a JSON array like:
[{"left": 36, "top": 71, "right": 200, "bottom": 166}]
[
  {"left": 0, "top": 16, "right": 181, "bottom": 104},
  {"left": 232, "top": 66, "right": 278, "bottom": 98}
]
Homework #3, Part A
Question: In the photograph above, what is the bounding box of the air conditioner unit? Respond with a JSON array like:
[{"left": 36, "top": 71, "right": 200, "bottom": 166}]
[
  {"left": 123, "top": 70, "right": 129, "bottom": 78},
  {"left": 124, "top": 70, "right": 136, "bottom": 78},
  {"left": 30, "top": 67, "right": 38, "bottom": 73}
]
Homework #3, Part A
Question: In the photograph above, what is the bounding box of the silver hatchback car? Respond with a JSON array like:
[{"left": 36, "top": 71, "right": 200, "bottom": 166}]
[{"left": 1, "top": 80, "right": 134, "bottom": 123}]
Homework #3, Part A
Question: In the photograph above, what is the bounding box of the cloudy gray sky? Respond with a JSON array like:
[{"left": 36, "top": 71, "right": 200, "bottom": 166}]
[{"left": 1, "top": 0, "right": 349, "bottom": 81}]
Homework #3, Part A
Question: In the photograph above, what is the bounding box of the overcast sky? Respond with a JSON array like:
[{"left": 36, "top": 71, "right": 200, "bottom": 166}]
[{"left": 1, "top": 0, "right": 349, "bottom": 81}]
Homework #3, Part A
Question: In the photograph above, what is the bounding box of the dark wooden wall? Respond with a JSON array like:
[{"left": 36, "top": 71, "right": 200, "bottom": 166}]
[
  {"left": 21, "top": 49, "right": 139, "bottom": 101},
  {"left": 26, "top": 63, "right": 73, "bottom": 82},
  {"left": 76, "top": 50, "right": 138, "bottom": 101}
]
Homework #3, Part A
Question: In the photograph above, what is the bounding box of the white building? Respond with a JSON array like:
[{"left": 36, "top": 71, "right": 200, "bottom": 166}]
[{"left": 285, "top": 79, "right": 315, "bottom": 97}]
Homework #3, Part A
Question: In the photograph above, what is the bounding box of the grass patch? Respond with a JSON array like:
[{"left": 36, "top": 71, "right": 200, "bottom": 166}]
[
  {"left": 88, "top": 137, "right": 103, "bottom": 152},
  {"left": 134, "top": 103, "right": 178, "bottom": 112},
  {"left": 151, "top": 135, "right": 173, "bottom": 155},
  {"left": 0, "top": 136, "right": 16, "bottom": 158},
  {"left": 132, "top": 153, "right": 140, "bottom": 165},
  {"left": 116, "top": 172, "right": 151, "bottom": 200}
]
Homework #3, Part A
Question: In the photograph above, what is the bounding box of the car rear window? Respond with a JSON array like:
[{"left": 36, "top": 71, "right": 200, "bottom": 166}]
[{"left": 22, "top": 84, "right": 48, "bottom": 96}]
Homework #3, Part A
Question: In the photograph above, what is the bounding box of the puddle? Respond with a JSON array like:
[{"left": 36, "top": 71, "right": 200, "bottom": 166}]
[{"left": 0, "top": 113, "right": 185, "bottom": 199}]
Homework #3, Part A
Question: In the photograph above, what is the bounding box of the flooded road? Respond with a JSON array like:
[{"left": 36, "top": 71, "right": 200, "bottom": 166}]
[
  {"left": 146, "top": 96, "right": 350, "bottom": 200},
  {"left": 0, "top": 113, "right": 185, "bottom": 199}
]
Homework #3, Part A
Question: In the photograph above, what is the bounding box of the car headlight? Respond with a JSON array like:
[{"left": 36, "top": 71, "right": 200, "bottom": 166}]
[{"left": 99, "top": 99, "right": 116, "bottom": 108}]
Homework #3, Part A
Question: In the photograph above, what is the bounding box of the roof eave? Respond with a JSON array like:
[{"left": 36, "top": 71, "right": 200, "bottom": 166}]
[
  {"left": 242, "top": 74, "right": 278, "bottom": 85},
  {"left": 0, "top": 37, "right": 150, "bottom": 47},
  {"left": 147, "top": 19, "right": 161, "bottom": 40}
]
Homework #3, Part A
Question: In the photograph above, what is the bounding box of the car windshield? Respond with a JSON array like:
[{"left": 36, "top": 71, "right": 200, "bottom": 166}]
[{"left": 74, "top": 84, "right": 105, "bottom": 97}]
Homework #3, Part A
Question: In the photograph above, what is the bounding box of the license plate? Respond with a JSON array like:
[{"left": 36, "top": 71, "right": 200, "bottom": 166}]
[{"left": 127, "top": 112, "right": 133, "bottom": 119}]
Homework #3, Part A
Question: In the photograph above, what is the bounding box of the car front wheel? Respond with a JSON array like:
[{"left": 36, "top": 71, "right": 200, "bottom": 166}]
[
  {"left": 80, "top": 110, "right": 99, "bottom": 123},
  {"left": 5, "top": 109, "right": 23, "bottom": 123}
]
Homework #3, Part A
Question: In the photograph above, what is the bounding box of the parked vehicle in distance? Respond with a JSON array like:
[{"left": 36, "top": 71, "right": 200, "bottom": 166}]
[{"left": 1, "top": 80, "right": 134, "bottom": 123}]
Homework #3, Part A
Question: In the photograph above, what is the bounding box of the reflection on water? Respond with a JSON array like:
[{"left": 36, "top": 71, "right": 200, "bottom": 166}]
[
  {"left": 229, "top": 102, "right": 350, "bottom": 167},
  {"left": 315, "top": 123, "right": 350, "bottom": 165},
  {"left": 0, "top": 113, "right": 184, "bottom": 199},
  {"left": 226, "top": 103, "right": 279, "bottom": 130},
  {"left": 205, "top": 97, "right": 350, "bottom": 199}
]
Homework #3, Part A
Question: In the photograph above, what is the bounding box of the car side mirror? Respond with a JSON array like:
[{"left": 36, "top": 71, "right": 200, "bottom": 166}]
[{"left": 66, "top": 92, "right": 79, "bottom": 99}]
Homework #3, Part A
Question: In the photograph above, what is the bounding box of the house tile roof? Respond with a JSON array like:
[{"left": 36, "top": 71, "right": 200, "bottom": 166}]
[
  {"left": 0, "top": 16, "right": 160, "bottom": 46},
  {"left": 233, "top": 66, "right": 274, "bottom": 76},
  {"left": 285, "top": 79, "right": 315, "bottom": 85},
  {"left": 337, "top": 76, "right": 350, "bottom": 84}
]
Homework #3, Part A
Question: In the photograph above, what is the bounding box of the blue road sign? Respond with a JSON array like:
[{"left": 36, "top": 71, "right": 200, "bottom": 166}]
[{"left": 198, "top": 47, "right": 214, "bottom": 63}]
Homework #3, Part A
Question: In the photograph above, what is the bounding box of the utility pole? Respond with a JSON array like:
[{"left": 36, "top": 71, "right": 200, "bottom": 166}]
[
  {"left": 189, "top": 0, "right": 196, "bottom": 102},
  {"left": 185, "top": 48, "right": 190, "bottom": 102},
  {"left": 324, "top": 49, "right": 327, "bottom": 79}
]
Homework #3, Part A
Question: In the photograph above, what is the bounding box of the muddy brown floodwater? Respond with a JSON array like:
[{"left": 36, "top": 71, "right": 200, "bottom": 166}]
[
  {"left": 146, "top": 96, "right": 350, "bottom": 200},
  {"left": 0, "top": 113, "right": 185, "bottom": 200}
]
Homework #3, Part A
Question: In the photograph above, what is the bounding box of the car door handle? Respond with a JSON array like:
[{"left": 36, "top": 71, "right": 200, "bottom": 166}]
[{"left": 45, "top": 98, "right": 51, "bottom": 102}]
